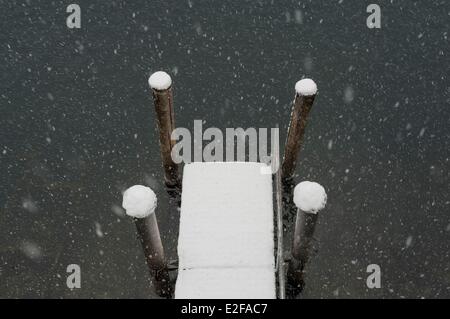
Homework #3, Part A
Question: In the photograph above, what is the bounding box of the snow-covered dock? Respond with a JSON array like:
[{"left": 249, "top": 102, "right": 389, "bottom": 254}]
[{"left": 175, "top": 162, "right": 276, "bottom": 299}]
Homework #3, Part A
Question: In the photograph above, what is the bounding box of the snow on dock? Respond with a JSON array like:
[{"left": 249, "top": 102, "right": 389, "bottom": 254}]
[
  {"left": 175, "top": 162, "right": 276, "bottom": 299},
  {"left": 176, "top": 268, "right": 275, "bottom": 299}
]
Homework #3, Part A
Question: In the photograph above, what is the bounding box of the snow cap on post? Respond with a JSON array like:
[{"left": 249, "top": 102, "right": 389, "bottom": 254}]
[
  {"left": 295, "top": 78, "right": 317, "bottom": 96},
  {"left": 122, "top": 185, "right": 157, "bottom": 218},
  {"left": 293, "top": 181, "right": 327, "bottom": 214},
  {"left": 148, "top": 71, "right": 172, "bottom": 91}
]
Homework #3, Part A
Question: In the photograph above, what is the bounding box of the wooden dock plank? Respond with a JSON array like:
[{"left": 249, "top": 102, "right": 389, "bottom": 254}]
[{"left": 175, "top": 162, "right": 275, "bottom": 299}]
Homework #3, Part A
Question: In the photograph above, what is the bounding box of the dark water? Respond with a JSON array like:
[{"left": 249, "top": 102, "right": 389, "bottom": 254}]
[{"left": 0, "top": 0, "right": 448, "bottom": 298}]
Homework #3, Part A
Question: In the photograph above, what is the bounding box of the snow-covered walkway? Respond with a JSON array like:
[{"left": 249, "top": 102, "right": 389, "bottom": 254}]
[{"left": 175, "top": 162, "right": 276, "bottom": 299}]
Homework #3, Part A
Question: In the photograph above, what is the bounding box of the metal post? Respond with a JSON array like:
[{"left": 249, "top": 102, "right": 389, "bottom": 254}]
[
  {"left": 149, "top": 71, "right": 180, "bottom": 189},
  {"left": 282, "top": 79, "right": 317, "bottom": 181},
  {"left": 134, "top": 214, "right": 172, "bottom": 298},
  {"left": 287, "top": 208, "right": 318, "bottom": 290},
  {"left": 287, "top": 181, "right": 326, "bottom": 295},
  {"left": 122, "top": 185, "right": 172, "bottom": 298}
]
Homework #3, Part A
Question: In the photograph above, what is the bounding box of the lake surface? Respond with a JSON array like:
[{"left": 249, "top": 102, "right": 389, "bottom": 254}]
[{"left": 0, "top": 0, "right": 448, "bottom": 298}]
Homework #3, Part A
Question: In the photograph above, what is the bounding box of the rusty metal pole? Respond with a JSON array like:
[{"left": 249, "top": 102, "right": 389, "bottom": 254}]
[
  {"left": 287, "top": 208, "right": 319, "bottom": 291},
  {"left": 148, "top": 71, "right": 180, "bottom": 190},
  {"left": 134, "top": 214, "right": 172, "bottom": 298},
  {"left": 122, "top": 185, "right": 172, "bottom": 298},
  {"left": 282, "top": 79, "right": 317, "bottom": 182},
  {"left": 287, "top": 181, "right": 327, "bottom": 295}
]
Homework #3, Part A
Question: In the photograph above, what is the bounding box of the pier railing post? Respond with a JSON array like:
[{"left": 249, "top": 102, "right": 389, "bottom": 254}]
[
  {"left": 282, "top": 79, "right": 317, "bottom": 182},
  {"left": 148, "top": 71, "right": 180, "bottom": 189},
  {"left": 287, "top": 181, "right": 327, "bottom": 295},
  {"left": 122, "top": 185, "right": 172, "bottom": 298}
]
